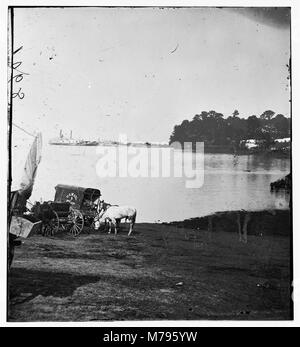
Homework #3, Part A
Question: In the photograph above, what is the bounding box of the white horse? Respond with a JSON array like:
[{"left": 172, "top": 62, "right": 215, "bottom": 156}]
[{"left": 95, "top": 205, "right": 137, "bottom": 236}]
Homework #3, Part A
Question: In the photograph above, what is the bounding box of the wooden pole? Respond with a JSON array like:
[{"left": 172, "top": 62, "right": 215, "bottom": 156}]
[
  {"left": 7, "top": 6, "right": 14, "bottom": 320},
  {"left": 242, "top": 213, "right": 251, "bottom": 244},
  {"left": 236, "top": 212, "right": 242, "bottom": 242},
  {"left": 208, "top": 215, "right": 213, "bottom": 240},
  {"left": 8, "top": 7, "right": 14, "bottom": 216}
]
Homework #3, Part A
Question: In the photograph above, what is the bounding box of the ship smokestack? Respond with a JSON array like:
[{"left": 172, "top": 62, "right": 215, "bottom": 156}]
[{"left": 70, "top": 130, "right": 72, "bottom": 139}]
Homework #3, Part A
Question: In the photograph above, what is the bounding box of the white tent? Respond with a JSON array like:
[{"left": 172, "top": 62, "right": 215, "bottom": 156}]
[{"left": 11, "top": 129, "right": 42, "bottom": 199}]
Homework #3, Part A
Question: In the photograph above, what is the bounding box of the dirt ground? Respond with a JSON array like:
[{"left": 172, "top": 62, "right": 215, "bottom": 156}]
[{"left": 8, "top": 220, "right": 292, "bottom": 321}]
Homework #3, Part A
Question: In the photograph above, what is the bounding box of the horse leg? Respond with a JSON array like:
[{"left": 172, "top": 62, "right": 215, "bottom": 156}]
[
  {"left": 107, "top": 219, "right": 112, "bottom": 234},
  {"left": 93, "top": 216, "right": 98, "bottom": 230},
  {"left": 128, "top": 216, "right": 135, "bottom": 236},
  {"left": 110, "top": 218, "right": 117, "bottom": 235},
  {"left": 128, "top": 222, "right": 133, "bottom": 236},
  {"left": 116, "top": 219, "right": 121, "bottom": 233}
]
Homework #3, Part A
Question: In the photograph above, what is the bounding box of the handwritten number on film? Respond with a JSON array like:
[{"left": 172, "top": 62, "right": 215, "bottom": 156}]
[{"left": 9, "top": 46, "right": 28, "bottom": 100}]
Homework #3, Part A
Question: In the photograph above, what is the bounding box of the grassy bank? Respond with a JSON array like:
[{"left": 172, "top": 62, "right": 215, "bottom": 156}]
[
  {"left": 8, "top": 209, "right": 292, "bottom": 321},
  {"left": 166, "top": 209, "right": 291, "bottom": 238}
]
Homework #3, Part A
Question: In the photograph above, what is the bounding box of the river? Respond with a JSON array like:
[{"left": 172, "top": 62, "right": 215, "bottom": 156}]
[{"left": 30, "top": 145, "right": 290, "bottom": 222}]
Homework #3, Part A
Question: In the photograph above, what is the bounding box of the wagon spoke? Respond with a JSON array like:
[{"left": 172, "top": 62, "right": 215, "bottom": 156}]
[{"left": 68, "top": 209, "right": 84, "bottom": 236}]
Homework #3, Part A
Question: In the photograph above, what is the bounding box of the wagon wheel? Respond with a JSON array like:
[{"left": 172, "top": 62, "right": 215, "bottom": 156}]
[
  {"left": 68, "top": 209, "right": 84, "bottom": 236},
  {"left": 42, "top": 211, "right": 59, "bottom": 237}
]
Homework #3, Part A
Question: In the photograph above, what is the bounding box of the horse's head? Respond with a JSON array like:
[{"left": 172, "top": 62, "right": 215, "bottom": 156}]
[{"left": 98, "top": 200, "right": 113, "bottom": 213}]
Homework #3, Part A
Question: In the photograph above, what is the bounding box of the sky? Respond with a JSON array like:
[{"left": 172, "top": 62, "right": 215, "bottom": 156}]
[{"left": 11, "top": 7, "right": 290, "bottom": 143}]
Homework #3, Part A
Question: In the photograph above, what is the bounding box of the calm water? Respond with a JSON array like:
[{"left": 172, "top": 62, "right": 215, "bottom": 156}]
[{"left": 30, "top": 145, "right": 290, "bottom": 222}]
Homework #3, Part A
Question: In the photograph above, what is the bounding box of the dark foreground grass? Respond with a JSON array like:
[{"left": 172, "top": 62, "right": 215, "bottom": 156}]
[{"left": 8, "top": 212, "right": 292, "bottom": 321}]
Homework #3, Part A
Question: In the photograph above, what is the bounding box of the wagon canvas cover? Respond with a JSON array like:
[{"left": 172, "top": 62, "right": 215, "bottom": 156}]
[{"left": 54, "top": 184, "right": 101, "bottom": 209}]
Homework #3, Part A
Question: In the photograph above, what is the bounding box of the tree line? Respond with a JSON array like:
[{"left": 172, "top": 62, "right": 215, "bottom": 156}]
[{"left": 169, "top": 110, "right": 290, "bottom": 149}]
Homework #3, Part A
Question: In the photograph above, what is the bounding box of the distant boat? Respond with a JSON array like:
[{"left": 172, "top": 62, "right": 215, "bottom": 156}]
[
  {"left": 49, "top": 130, "right": 99, "bottom": 146},
  {"left": 77, "top": 140, "right": 99, "bottom": 146},
  {"left": 49, "top": 139, "right": 99, "bottom": 146}
]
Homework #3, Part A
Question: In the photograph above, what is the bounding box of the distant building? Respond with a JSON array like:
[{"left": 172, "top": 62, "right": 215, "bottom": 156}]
[
  {"left": 151, "top": 141, "right": 169, "bottom": 146},
  {"left": 243, "top": 139, "right": 259, "bottom": 149},
  {"left": 270, "top": 137, "right": 290, "bottom": 152},
  {"left": 274, "top": 137, "right": 290, "bottom": 143}
]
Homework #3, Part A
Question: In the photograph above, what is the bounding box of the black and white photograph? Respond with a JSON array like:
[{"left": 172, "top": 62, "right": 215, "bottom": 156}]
[{"left": 4, "top": 2, "right": 296, "bottom": 325}]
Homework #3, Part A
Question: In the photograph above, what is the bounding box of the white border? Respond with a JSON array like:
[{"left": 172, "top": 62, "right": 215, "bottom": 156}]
[{"left": 0, "top": 0, "right": 298, "bottom": 327}]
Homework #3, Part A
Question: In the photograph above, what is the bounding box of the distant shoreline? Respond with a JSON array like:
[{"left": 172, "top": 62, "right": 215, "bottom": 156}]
[
  {"left": 204, "top": 147, "right": 290, "bottom": 158},
  {"left": 49, "top": 142, "right": 170, "bottom": 148},
  {"left": 48, "top": 142, "right": 290, "bottom": 157}
]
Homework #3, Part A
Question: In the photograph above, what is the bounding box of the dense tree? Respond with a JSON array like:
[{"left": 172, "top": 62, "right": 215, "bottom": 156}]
[
  {"left": 232, "top": 109, "right": 239, "bottom": 118},
  {"left": 247, "top": 115, "right": 260, "bottom": 139},
  {"left": 260, "top": 110, "right": 275, "bottom": 121},
  {"left": 272, "top": 114, "right": 290, "bottom": 138},
  {"left": 169, "top": 110, "right": 290, "bottom": 151}
]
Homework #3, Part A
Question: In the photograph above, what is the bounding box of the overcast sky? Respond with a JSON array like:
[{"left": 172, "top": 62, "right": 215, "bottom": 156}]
[{"left": 12, "top": 7, "right": 290, "bottom": 142}]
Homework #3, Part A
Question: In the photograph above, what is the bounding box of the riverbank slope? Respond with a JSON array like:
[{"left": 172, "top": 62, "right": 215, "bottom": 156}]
[{"left": 8, "top": 209, "right": 292, "bottom": 321}]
